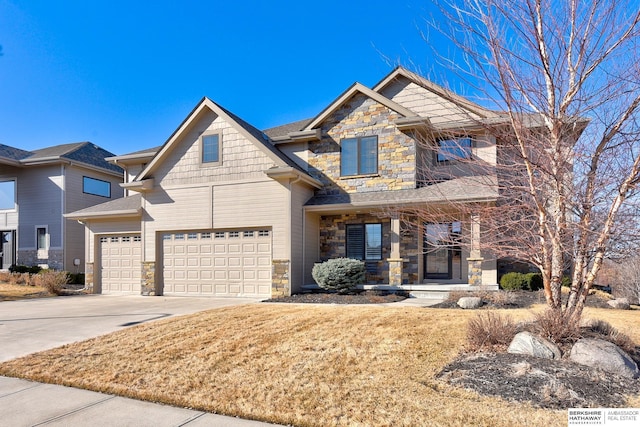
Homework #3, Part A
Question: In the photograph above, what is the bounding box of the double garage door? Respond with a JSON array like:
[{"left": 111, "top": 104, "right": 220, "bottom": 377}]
[
  {"left": 162, "top": 229, "right": 272, "bottom": 297},
  {"left": 99, "top": 229, "right": 272, "bottom": 297}
]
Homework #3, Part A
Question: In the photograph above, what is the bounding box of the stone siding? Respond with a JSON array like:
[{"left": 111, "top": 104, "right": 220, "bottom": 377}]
[
  {"left": 308, "top": 93, "right": 416, "bottom": 196},
  {"left": 141, "top": 262, "right": 156, "bottom": 295},
  {"left": 84, "top": 262, "right": 94, "bottom": 292},
  {"left": 400, "top": 219, "right": 420, "bottom": 284},
  {"left": 272, "top": 259, "right": 290, "bottom": 297},
  {"left": 319, "top": 213, "right": 391, "bottom": 284},
  {"left": 18, "top": 249, "right": 63, "bottom": 270}
]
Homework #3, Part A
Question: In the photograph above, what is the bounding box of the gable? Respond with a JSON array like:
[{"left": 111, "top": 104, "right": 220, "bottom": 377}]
[
  {"left": 152, "top": 108, "right": 281, "bottom": 187},
  {"left": 378, "top": 75, "right": 483, "bottom": 125}
]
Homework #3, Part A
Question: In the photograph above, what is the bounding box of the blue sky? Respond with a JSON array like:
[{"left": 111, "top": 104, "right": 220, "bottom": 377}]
[{"left": 0, "top": 0, "right": 451, "bottom": 155}]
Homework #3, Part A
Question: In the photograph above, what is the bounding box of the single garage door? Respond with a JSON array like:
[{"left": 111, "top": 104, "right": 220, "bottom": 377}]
[
  {"left": 162, "top": 229, "right": 271, "bottom": 297},
  {"left": 99, "top": 234, "right": 142, "bottom": 294}
]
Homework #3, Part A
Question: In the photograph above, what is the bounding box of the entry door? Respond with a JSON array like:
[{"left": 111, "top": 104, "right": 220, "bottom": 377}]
[
  {"left": 1, "top": 231, "right": 15, "bottom": 270},
  {"left": 423, "top": 223, "right": 462, "bottom": 280}
]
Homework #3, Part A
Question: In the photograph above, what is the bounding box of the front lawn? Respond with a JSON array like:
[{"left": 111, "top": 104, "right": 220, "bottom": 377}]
[
  {"left": 0, "top": 283, "right": 52, "bottom": 301},
  {"left": 0, "top": 304, "right": 637, "bottom": 426}
]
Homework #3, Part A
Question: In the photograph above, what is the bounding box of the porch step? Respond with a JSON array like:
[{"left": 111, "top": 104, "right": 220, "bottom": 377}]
[{"left": 408, "top": 291, "right": 450, "bottom": 300}]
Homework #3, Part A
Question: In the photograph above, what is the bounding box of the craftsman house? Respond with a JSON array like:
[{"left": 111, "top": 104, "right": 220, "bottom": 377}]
[
  {"left": 66, "top": 67, "right": 501, "bottom": 297},
  {"left": 0, "top": 142, "right": 123, "bottom": 271}
]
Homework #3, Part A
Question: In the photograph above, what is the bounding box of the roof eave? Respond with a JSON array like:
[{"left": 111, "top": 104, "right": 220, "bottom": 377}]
[
  {"left": 264, "top": 167, "right": 322, "bottom": 189},
  {"left": 64, "top": 208, "right": 142, "bottom": 221},
  {"left": 120, "top": 179, "right": 154, "bottom": 192}
]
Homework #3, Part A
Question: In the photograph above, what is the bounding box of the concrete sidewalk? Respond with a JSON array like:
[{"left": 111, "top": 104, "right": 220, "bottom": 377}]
[{"left": 0, "top": 376, "right": 281, "bottom": 427}]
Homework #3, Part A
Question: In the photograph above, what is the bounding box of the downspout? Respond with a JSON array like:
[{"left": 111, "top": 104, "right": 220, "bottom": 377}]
[{"left": 61, "top": 164, "right": 66, "bottom": 270}]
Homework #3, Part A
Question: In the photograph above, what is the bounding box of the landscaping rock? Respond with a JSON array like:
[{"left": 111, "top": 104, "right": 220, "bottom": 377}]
[
  {"left": 457, "top": 296, "right": 483, "bottom": 309},
  {"left": 607, "top": 298, "right": 631, "bottom": 310},
  {"left": 569, "top": 338, "right": 639, "bottom": 379},
  {"left": 507, "top": 331, "right": 562, "bottom": 359}
]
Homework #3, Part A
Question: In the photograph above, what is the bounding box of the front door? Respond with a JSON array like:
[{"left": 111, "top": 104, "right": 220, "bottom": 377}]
[
  {"left": 1, "top": 230, "right": 15, "bottom": 270},
  {"left": 423, "top": 223, "right": 462, "bottom": 280}
]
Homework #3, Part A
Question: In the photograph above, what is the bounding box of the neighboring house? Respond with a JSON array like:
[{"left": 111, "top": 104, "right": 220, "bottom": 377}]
[
  {"left": 66, "top": 67, "right": 503, "bottom": 297},
  {"left": 0, "top": 142, "right": 123, "bottom": 271}
]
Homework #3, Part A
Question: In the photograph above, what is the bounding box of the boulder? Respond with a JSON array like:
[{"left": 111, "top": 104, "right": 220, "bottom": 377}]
[
  {"left": 507, "top": 331, "right": 562, "bottom": 359},
  {"left": 607, "top": 298, "right": 631, "bottom": 310},
  {"left": 457, "top": 296, "right": 483, "bottom": 309},
  {"left": 570, "top": 338, "right": 639, "bottom": 379}
]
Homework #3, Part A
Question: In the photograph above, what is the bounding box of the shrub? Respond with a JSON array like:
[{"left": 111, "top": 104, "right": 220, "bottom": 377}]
[
  {"left": 525, "top": 273, "right": 544, "bottom": 291},
  {"left": 531, "top": 308, "right": 582, "bottom": 345},
  {"left": 467, "top": 312, "right": 518, "bottom": 351},
  {"left": 31, "top": 270, "right": 69, "bottom": 295},
  {"left": 66, "top": 272, "right": 85, "bottom": 285},
  {"left": 312, "top": 258, "right": 365, "bottom": 294},
  {"left": 500, "top": 272, "right": 528, "bottom": 291},
  {"left": 9, "top": 264, "right": 43, "bottom": 274}
]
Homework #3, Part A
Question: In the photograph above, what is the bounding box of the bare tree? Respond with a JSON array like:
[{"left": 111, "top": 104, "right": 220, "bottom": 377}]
[{"left": 402, "top": 0, "right": 640, "bottom": 319}]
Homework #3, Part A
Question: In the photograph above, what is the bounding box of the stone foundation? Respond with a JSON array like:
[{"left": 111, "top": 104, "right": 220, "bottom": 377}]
[
  {"left": 141, "top": 262, "right": 156, "bottom": 295},
  {"left": 387, "top": 258, "right": 407, "bottom": 286},
  {"left": 272, "top": 259, "right": 290, "bottom": 297},
  {"left": 18, "top": 249, "right": 64, "bottom": 270}
]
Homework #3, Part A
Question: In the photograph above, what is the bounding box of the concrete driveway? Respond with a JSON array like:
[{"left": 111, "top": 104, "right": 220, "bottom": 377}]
[{"left": 0, "top": 294, "right": 262, "bottom": 362}]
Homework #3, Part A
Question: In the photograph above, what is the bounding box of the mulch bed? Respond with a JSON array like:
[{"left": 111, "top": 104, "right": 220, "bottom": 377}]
[
  {"left": 265, "top": 290, "right": 408, "bottom": 304},
  {"left": 430, "top": 290, "right": 615, "bottom": 309},
  {"left": 437, "top": 352, "right": 640, "bottom": 409}
]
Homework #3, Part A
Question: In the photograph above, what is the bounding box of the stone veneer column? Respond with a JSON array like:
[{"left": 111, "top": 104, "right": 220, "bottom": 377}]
[
  {"left": 467, "top": 214, "right": 483, "bottom": 286},
  {"left": 141, "top": 262, "right": 156, "bottom": 296},
  {"left": 387, "top": 215, "right": 406, "bottom": 286},
  {"left": 272, "top": 259, "right": 290, "bottom": 297},
  {"left": 84, "top": 262, "right": 95, "bottom": 293}
]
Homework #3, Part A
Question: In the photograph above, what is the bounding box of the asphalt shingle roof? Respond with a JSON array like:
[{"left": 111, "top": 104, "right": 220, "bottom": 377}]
[
  {"left": 0, "top": 142, "right": 121, "bottom": 173},
  {"left": 65, "top": 194, "right": 142, "bottom": 218}
]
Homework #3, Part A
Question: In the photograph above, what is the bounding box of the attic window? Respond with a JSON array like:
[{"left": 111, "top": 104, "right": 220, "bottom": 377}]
[{"left": 201, "top": 133, "right": 221, "bottom": 164}]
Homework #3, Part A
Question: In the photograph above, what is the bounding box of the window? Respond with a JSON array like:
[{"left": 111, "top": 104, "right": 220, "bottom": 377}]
[
  {"left": 187, "top": 233, "right": 198, "bottom": 240},
  {"left": 229, "top": 231, "right": 239, "bottom": 238},
  {"left": 202, "top": 133, "right": 221, "bottom": 164},
  {"left": 243, "top": 231, "right": 254, "bottom": 238},
  {"left": 341, "top": 136, "right": 378, "bottom": 176},
  {"left": 36, "top": 227, "right": 48, "bottom": 250},
  {"left": 214, "top": 232, "right": 226, "bottom": 239},
  {"left": 346, "top": 224, "right": 382, "bottom": 260},
  {"left": 0, "top": 180, "right": 16, "bottom": 210},
  {"left": 437, "top": 138, "right": 472, "bottom": 162},
  {"left": 83, "top": 177, "right": 111, "bottom": 198}
]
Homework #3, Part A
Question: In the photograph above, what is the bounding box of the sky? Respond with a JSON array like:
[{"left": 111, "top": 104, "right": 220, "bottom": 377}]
[{"left": 0, "top": 0, "right": 454, "bottom": 156}]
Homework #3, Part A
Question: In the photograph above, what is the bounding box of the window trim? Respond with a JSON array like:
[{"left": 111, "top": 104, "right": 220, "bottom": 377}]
[
  {"left": 201, "top": 132, "right": 222, "bottom": 165},
  {"left": 82, "top": 176, "right": 111, "bottom": 198},
  {"left": 0, "top": 178, "right": 17, "bottom": 211},
  {"left": 346, "top": 223, "right": 383, "bottom": 261},
  {"left": 340, "top": 135, "right": 378, "bottom": 177},
  {"left": 436, "top": 137, "right": 473, "bottom": 163}
]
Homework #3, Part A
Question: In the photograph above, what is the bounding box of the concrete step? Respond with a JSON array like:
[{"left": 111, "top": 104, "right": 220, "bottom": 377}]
[{"left": 409, "top": 291, "right": 449, "bottom": 300}]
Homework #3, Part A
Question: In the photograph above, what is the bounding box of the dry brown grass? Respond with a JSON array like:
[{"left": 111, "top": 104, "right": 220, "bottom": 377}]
[
  {"left": 0, "top": 283, "right": 51, "bottom": 301},
  {"left": 466, "top": 311, "right": 519, "bottom": 351},
  {"left": 0, "top": 304, "right": 574, "bottom": 427}
]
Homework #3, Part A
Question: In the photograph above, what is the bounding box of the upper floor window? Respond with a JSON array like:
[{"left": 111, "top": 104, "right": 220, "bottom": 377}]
[
  {"left": 346, "top": 223, "right": 382, "bottom": 261},
  {"left": 0, "top": 179, "right": 16, "bottom": 210},
  {"left": 341, "top": 136, "right": 378, "bottom": 176},
  {"left": 437, "top": 137, "right": 472, "bottom": 163},
  {"left": 202, "top": 133, "right": 221, "bottom": 164},
  {"left": 83, "top": 177, "right": 111, "bottom": 198}
]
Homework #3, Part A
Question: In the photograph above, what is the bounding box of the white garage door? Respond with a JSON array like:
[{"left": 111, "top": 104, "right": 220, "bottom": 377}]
[
  {"left": 99, "top": 234, "right": 142, "bottom": 294},
  {"left": 162, "top": 229, "right": 271, "bottom": 297}
]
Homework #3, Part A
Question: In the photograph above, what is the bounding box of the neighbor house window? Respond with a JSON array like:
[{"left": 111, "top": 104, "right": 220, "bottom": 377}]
[
  {"left": 83, "top": 177, "right": 111, "bottom": 198},
  {"left": 341, "top": 136, "right": 378, "bottom": 176},
  {"left": 437, "top": 137, "right": 472, "bottom": 162},
  {"left": 36, "top": 227, "right": 48, "bottom": 250},
  {"left": 202, "top": 133, "right": 221, "bottom": 164},
  {"left": 346, "top": 223, "right": 382, "bottom": 260},
  {"left": 0, "top": 179, "right": 16, "bottom": 210}
]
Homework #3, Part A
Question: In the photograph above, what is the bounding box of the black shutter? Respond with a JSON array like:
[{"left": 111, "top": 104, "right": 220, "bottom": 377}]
[{"left": 346, "top": 225, "right": 364, "bottom": 260}]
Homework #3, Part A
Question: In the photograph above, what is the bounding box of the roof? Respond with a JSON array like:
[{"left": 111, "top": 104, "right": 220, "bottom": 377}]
[
  {"left": 64, "top": 194, "right": 142, "bottom": 220},
  {"left": 0, "top": 142, "right": 122, "bottom": 174},
  {"left": 263, "top": 118, "right": 313, "bottom": 139},
  {"left": 304, "top": 176, "right": 499, "bottom": 211}
]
